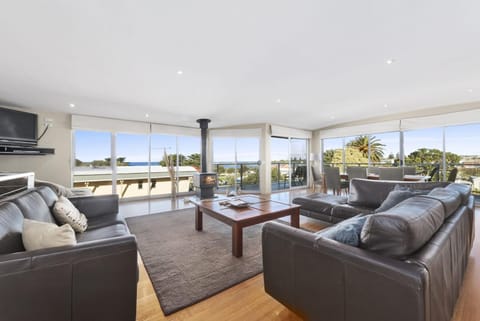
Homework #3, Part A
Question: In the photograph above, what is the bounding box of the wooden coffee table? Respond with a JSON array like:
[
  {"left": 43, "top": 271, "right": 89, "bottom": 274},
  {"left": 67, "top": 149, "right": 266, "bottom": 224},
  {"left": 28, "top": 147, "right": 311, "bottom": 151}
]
[{"left": 190, "top": 195, "right": 300, "bottom": 257}]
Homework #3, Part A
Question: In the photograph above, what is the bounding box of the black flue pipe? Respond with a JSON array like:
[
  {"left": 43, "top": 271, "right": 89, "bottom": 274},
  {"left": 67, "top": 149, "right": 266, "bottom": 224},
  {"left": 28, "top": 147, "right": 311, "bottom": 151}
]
[{"left": 196, "top": 118, "right": 211, "bottom": 173}]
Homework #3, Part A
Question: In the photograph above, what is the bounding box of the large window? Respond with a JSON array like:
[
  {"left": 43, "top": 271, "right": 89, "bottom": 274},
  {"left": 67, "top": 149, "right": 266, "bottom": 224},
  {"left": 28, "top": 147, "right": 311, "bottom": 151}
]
[
  {"left": 445, "top": 124, "right": 480, "bottom": 195},
  {"left": 270, "top": 137, "right": 308, "bottom": 190},
  {"left": 321, "top": 123, "right": 480, "bottom": 202},
  {"left": 271, "top": 137, "right": 290, "bottom": 190},
  {"left": 73, "top": 130, "right": 113, "bottom": 195},
  {"left": 404, "top": 128, "right": 443, "bottom": 180},
  {"left": 116, "top": 133, "right": 150, "bottom": 198},
  {"left": 290, "top": 138, "right": 308, "bottom": 188},
  {"left": 373, "top": 132, "right": 400, "bottom": 167},
  {"left": 324, "top": 133, "right": 400, "bottom": 172},
  {"left": 322, "top": 137, "right": 344, "bottom": 169},
  {"left": 73, "top": 129, "right": 199, "bottom": 199},
  {"left": 212, "top": 137, "right": 260, "bottom": 192}
]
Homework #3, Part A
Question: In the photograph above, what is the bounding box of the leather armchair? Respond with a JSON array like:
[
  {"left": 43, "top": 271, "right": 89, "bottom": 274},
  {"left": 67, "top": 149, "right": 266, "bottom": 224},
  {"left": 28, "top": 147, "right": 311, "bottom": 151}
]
[{"left": 0, "top": 187, "right": 138, "bottom": 321}]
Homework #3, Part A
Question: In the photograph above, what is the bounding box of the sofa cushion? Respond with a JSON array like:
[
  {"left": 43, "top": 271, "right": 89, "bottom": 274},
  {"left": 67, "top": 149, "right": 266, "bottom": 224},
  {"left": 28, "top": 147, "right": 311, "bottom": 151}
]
[
  {"left": 293, "top": 194, "right": 347, "bottom": 214},
  {"left": 421, "top": 187, "right": 461, "bottom": 219},
  {"left": 22, "top": 219, "right": 76, "bottom": 251},
  {"left": 86, "top": 214, "right": 126, "bottom": 230},
  {"left": 375, "top": 188, "right": 429, "bottom": 213},
  {"left": 12, "top": 191, "right": 56, "bottom": 224},
  {"left": 445, "top": 183, "right": 471, "bottom": 205},
  {"left": 76, "top": 224, "right": 129, "bottom": 243},
  {"left": 53, "top": 196, "right": 88, "bottom": 233},
  {"left": 360, "top": 196, "right": 445, "bottom": 259},
  {"left": 348, "top": 178, "right": 448, "bottom": 209},
  {"left": 316, "top": 215, "right": 367, "bottom": 246},
  {"left": 0, "top": 202, "right": 25, "bottom": 254},
  {"left": 331, "top": 204, "right": 374, "bottom": 220},
  {"left": 35, "top": 186, "right": 59, "bottom": 208}
]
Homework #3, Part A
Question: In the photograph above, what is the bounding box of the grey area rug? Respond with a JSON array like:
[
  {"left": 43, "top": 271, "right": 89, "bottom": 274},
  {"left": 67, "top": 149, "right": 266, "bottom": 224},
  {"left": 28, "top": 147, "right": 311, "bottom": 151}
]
[{"left": 126, "top": 208, "right": 263, "bottom": 315}]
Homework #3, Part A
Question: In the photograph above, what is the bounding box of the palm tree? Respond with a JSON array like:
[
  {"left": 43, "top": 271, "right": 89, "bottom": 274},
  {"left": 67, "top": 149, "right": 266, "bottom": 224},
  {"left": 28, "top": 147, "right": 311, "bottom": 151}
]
[{"left": 347, "top": 135, "right": 385, "bottom": 163}]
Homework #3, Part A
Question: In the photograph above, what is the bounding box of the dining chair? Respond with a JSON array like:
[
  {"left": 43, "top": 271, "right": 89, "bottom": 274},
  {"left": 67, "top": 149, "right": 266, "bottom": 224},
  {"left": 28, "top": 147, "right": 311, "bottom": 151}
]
[
  {"left": 311, "top": 166, "right": 323, "bottom": 192},
  {"left": 447, "top": 167, "right": 458, "bottom": 182},
  {"left": 346, "top": 166, "right": 367, "bottom": 180},
  {"left": 379, "top": 167, "right": 403, "bottom": 181},
  {"left": 323, "top": 166, "right": 349, "bottom": 195},
  {"left": 402, "top": 166, "right": 416, "bottom": 175},
  {"left": 427, "top": 165, "right": 440, "bottom": 182}
]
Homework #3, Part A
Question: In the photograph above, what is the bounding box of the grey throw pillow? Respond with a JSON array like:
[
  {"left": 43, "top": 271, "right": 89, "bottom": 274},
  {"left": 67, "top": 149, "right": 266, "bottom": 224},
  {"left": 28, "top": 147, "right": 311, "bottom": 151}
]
[
  {"left": 317, "top": 215, "right": 367, "bottom": 247},
  {"left": 375, "top": 188, "right": 428, "bottom": 213}
]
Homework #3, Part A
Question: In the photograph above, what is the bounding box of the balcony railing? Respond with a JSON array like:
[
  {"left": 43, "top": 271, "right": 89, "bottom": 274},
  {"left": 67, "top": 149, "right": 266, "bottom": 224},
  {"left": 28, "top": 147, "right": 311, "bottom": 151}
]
[
  {"left": 271, "top": 161, "right": 307, "bottom": 191},
  {"left": 72, "top": 165, "right": 198, "bottom": 198},
  {"left": 213, "top": 162, "right": 260, "bottom": 192}
]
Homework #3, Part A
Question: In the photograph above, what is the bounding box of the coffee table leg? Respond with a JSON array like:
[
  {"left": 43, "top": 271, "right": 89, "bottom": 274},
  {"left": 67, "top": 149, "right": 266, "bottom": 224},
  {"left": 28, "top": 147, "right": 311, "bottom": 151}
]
[
  {"left": 195, "top": 206, "right": 203, "bottom": 231},
  {"left": 232, "top": 224, "right": 242, "bottom": 257},
  {"left": 291, "top": 208, "right": 300, "bottom": 228}
]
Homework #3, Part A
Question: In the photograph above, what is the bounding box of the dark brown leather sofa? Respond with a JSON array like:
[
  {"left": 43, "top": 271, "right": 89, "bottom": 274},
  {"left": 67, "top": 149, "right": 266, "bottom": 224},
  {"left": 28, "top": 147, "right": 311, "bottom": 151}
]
[
  {"left": 293, "top": 178, "right": 449, "bottom": 223},
  {"left": 263, "top": 180, "right": 475, "bottom": 321},
  {"left": 0, "top": 186, "right": 138, "bottom": 321}
]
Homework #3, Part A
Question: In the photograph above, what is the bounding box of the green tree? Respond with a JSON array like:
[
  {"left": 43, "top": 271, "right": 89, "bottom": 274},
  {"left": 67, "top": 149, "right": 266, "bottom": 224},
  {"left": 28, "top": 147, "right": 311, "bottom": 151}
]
[
  {"left": 104, "top": 157, "right": 128, "bottom": 166},
  {"left": 347, "top": 135, "right": 385, "bottom": 162},
  {"left": 92, "top": 159, "right": 108, "bottom": 167},
  {"left": 75, "top": 159, "right": 83, "bottom": 166},
  {"left": 216, "top": 165, "right": 225, "bottom": 174},
  {"left": 323, "top": 147, "right": 368, "bottom": 172},
  {"left": 405, "top": 148, "right": 461, "bottom": 178},
  {"left": 116, "top": 157, "right": 128, "bottom": 166},
  {"left": 323, "top": 149, "right": 336, "bottom": 164},
  {"left": 184, "top": 153, "right": 201, "bottom": 168},
  {"left": 159, "top": 154, "right": 185, "bottom": 166}
]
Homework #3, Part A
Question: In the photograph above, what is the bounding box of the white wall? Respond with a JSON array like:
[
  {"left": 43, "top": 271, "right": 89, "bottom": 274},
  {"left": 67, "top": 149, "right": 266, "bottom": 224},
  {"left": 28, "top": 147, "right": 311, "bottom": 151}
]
[{"left": 1, "top": 107, "right": 72, "bottom": 186}]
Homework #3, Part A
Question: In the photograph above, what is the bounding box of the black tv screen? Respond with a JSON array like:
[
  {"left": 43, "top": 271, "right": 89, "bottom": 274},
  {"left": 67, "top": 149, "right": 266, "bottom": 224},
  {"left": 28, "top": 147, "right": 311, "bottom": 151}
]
[{"left": 0, "top": 107, "right": 38, "bottom": 146}]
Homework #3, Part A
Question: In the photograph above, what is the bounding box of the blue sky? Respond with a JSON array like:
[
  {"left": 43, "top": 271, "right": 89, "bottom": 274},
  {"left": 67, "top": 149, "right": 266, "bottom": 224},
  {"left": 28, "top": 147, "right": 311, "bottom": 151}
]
[
  {"left": 212, "top": 137, "right": 260, "bottom": 163},
  {"left": 75, "top": 131, "right": 200, "bottom": 162}
]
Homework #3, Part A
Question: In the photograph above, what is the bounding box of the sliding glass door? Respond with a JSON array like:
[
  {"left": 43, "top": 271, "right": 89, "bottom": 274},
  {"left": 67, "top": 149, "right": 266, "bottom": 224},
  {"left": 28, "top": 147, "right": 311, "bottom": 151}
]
[
  {"left": 290, "top": 138, "right": 307, "bottom": 188},
  {"left": 116, "top": 133, "right": 150, "bottom": 198},
  {"left": 73, "top": 130, "right": 200, "bottom": 200},
  {"left": 271, "top": 136, "right": 308, "bottom": 191},
  {"left": 212, "top": 136, "right": 260, "bottom": 193},
  {"left": 73, "top": 130, "right": 113, "bottom": 195}
]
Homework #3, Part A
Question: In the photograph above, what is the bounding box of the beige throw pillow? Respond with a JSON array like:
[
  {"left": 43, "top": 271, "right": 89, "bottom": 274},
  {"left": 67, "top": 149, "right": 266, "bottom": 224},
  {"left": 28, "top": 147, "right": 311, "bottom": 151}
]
[
  {"left": 22, "top": 219, "right": 76, "bottom": 251},
  {"left": 53, "top": 196, "right": 88, "bottom": 232}
]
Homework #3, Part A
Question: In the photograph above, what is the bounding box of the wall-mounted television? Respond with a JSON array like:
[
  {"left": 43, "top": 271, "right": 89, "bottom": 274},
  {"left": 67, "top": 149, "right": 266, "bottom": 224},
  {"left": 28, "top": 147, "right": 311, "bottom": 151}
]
[{"left": 0, "top": 107, "right": 38, "bottom": 146}]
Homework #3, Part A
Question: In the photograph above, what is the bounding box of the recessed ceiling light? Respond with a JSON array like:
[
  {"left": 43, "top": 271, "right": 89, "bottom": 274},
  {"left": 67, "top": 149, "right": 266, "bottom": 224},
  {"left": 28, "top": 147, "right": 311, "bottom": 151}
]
[
  {"left": 330, "top": 115, "right": 335, "bottom": 120},
  {"left": 69, "top": 103, "right": 75, "bottom": 108},
  {"left": 145, "top": 113, "right": 150, "bottom": 118},
  {"left": 385, "top": 59, "right": 395, "bottom": 65},
  {"left": 467, "top": 88, "right": 473, "bottom": 93},
  {"left": 384, "top": 104, "right": 389, "bottom": 108},
  {"left": 177, "top": 70, "right": 183, "bottom": 75},
  {"left": 275, "top": 99, "right": 281, "bottom": 103}
]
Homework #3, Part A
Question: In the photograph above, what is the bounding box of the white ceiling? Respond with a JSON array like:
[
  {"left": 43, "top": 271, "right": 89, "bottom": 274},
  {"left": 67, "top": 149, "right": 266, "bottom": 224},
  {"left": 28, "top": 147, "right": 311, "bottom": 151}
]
[{"left": 0, "top": 0, "right": 479, "bottom": 130}]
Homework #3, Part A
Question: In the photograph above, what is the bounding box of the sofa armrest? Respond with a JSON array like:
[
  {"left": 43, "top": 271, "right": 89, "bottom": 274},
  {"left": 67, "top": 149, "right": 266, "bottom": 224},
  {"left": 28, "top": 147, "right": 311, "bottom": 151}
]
[
  {"left": 262, "top": 222, "right": 428, "bottom": 321},
  {"left": 467, "top": 195, "right": 475, "bottom": 250},
  {"left": 69, "top": 194, "right": 119, "bottom": 218},
  {"left": 0, "top": 235, "right": 137, "bottom": 321}
]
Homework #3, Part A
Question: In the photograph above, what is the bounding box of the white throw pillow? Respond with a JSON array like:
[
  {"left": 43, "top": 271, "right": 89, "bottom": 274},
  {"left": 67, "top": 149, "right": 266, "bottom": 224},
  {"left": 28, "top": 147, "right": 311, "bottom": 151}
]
[
  {"left": 22, "top": 219, "right": 76, "bottom": 251},
  {"left": 53, "top": 196, "right": 88, "bottom": 232}
]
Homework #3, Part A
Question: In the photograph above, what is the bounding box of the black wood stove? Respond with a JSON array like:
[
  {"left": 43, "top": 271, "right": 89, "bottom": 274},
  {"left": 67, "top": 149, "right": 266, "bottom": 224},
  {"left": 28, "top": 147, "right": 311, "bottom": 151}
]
[{"left": 193, "top": 118, "right": 217, "bottom": 199}]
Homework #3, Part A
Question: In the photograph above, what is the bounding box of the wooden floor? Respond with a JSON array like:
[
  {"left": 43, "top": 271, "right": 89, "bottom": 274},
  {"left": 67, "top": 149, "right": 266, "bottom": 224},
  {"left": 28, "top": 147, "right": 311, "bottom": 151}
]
[{"left": 127, "top": 191, "right": 480, "bottom": 321}]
